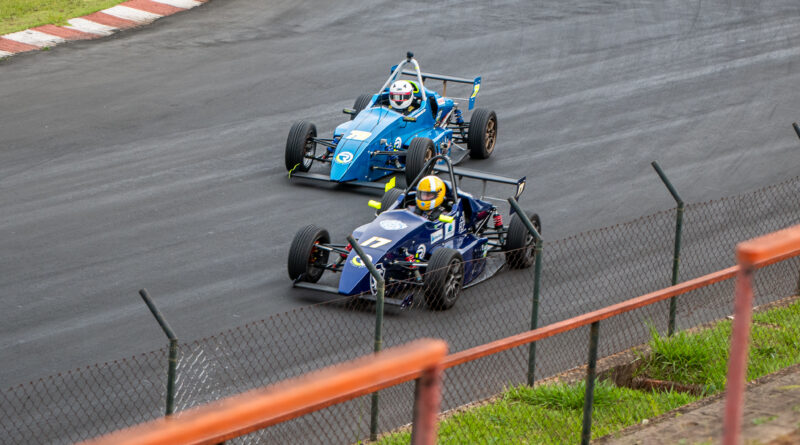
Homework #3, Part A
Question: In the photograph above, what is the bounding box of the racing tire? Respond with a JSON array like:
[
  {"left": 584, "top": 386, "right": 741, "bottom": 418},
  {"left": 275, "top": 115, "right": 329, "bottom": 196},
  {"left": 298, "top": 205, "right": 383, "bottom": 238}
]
[
  {"left": 467, "top": 108, "right": 497, "bottom": 159},
  {"left": 423, "top": 248, "right": 464, "bottom": 310},
  {"left": 378, "top": 188, "right": 404, "bottom": 215},
  {"left": 404, "top": 137, "right": 435, "bottom": 185},
  {"left": 285, "top": 121, "right": 317, "bottom": 172},
  {"left": 351, "top": 94, "right": 373, "bottom": 120},
  {"left": 288, "top": 225, "right": 330, "bottom": 283},
  {"left": 504, "top": 212, "right": 541, "bottom": 269}
]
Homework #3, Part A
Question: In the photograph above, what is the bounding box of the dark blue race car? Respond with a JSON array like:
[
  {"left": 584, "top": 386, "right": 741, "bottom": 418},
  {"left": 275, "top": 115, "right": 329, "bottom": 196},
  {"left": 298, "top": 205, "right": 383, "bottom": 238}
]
[
  {"left": 287, "top": 156, "right": 541, "bottom": 310},
  {"left": 284, "top": 52, "right": 498, "bottom": 188}
]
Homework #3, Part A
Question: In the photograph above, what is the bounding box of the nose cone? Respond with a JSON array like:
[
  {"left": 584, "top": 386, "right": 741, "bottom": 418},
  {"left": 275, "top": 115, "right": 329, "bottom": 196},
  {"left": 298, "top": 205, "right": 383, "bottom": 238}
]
[
  {"left": 331, "top": 138, "right": 368, "bottom": 183},
  {"left": 338, "top": 251, "right": 377, "bottom": 295}
]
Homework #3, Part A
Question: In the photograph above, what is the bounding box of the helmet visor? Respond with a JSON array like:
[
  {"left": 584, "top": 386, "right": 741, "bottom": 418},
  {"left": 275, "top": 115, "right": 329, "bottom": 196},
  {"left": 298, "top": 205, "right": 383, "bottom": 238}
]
[
  {"left": 390, "top": 92, "right": 411, "bottom": 102},
  {"left": 419, "top": 190, "right": 438, "bottom": 202}
]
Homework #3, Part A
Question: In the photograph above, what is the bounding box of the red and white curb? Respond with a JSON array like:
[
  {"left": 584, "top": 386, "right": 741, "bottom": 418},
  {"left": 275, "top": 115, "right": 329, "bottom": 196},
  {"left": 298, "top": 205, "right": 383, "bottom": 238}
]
[{"left": 0, "top": 0, "right": 205, "bottom": 58}]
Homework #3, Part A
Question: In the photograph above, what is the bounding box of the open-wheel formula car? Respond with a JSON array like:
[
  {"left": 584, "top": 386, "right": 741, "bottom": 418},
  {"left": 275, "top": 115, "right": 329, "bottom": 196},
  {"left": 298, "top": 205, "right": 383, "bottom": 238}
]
[
  {"left": 287, "top": 156, "right": 541, "bottom": 310},
  {"left": 284, "top": 52, "right": 498, "bottom": 188}
]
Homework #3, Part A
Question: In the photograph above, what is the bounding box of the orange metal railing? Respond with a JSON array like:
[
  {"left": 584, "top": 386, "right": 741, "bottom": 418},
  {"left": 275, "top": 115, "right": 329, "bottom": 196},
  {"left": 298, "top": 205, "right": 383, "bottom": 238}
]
[
  {"left": 81, "top": 339, "right": 447, "bottom": 445},
  {"left": 723, "top": 224, "right": 800, "bottom": 445}
]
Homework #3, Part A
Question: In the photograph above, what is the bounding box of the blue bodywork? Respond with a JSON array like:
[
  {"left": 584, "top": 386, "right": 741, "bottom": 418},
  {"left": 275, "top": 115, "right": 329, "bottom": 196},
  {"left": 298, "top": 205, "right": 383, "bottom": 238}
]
[
  {"left": 338, "top": 189, "right": 493, "bottom": 296},
  {"left": 329, "top": 90, "right": 457, "bottom": 183}
]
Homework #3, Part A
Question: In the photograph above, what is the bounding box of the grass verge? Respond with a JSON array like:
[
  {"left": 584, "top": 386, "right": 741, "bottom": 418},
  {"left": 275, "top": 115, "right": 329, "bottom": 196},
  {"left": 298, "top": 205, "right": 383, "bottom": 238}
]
[
  {"left": 377, "top": 381, "right": 699, "bottom": 444},
  {"left": 637, "top": 299, "right": 800, "bottom": 394},
  {"left": 0, "top": 0, "right": 124, "bottom": 35},
  {"left": 376, "top": 298, "right": 799, "bottom": 443}
]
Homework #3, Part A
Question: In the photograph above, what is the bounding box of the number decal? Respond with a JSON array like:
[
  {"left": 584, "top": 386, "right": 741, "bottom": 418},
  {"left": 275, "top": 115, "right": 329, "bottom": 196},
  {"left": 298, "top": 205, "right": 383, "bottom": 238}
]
[
  {"left": 361, "top": 236, "right": 392, "bottom": 248},
  {"left": 345, "top": 130, "right": 372, "bottom": 141}
]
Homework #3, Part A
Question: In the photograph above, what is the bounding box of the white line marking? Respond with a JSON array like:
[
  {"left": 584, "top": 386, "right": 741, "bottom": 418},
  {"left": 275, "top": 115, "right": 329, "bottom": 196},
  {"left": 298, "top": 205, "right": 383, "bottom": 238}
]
[
  {"left": 2, "top": 30, "right": 66, "bottom": 47},
  {"left": 151, "top": 0, "right": 202, "bottom": 8},
  {"left": 102, "top": 5, "right": 162, "bottom": 23},
  {"left": 0, "top": 50, "right": 12, "bottom": 57},
  {"left": 66, "top": 18, "right": 117, "bottom": 36}
]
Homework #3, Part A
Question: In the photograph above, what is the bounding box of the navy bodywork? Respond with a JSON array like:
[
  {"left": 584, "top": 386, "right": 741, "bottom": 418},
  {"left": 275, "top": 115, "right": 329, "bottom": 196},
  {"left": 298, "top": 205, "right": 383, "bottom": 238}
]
[{"left": 338, "top": 191, "right": 492, "bottom": 295}]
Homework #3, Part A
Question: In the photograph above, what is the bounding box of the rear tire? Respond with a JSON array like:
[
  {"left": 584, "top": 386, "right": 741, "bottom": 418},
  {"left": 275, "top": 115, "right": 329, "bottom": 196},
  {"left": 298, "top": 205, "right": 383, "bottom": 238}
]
[
  {"left": 288, "top": 225, "right": 330, "bottom": 283},
  {"left": 351, "top": 94, "right": 373, "bottom": 120},
  {"left": 285, "top": 121, "right": 317, "bottom": 172},
  {"left": 424, "top": 248, "right": 464, "bottom": 310},
  {"left": 378, "top": 188, "right": 404, "bottom": 215},
  {"left": 504, "top": 212, "right": 541, "bottom": 269},
  {"left": 404, "top": 137, "right": 435, "bottom": 185},
  {"left": 467, "top": 108, "right": 497, "bottom": 159}
]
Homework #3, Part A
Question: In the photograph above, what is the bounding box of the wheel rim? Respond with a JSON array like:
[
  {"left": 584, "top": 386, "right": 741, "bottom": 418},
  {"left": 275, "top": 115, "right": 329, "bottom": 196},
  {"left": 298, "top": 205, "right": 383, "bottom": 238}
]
[
  {"left": 424, "top": 146, "right": 433, "bottom": 161},
  {"left": 523, "top": 219, "right": 541, "bottom": 262},
  {"left": 443, "top": 259, "right": 463, "bottom": 302},
  {"left": 303, "top": 136, "right": 315, "bottom": 169},
  {"left": 308, "top": 240, "right": 327, "bottom": 277},
  {"left": 484, "top": 117, "right": 497, "bottom": 154}
]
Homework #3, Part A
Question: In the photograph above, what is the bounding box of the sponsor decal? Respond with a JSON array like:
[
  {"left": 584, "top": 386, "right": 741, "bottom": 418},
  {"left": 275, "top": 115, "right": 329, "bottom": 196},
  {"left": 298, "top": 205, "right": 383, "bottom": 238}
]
[
  {"left": 335, "top": 152, "right": 354, "bottom": 164},
  {"left": 416, "top": 244, "right": 427, "bottom": 258},
  {"left": 345, "top": 130, "right": 372, "bottom": 141},
  {"left": 369, "top": 264, "right": 385, "bottom": 295},
  {"left": 379, "top": 220, "right": 407, "bottom": 231},
  {"left": 351, "top": 253, "right": 373, "bottom": 267},
  {"left": 437, "top": 97, "right": 445, "bottom": 105},
  {"left": 444, "top": 221, "right": 455, "bottom": 239},
  {"left": 471, "top": 84, "right": 480, "bottom": 98},
  {"left": 482, "top": 243, "right": 490, "bottom": 257},
  {"left": 458, "top": 215, "right": 466, "bottom": 233},
  {"left": 393, "top": 137, "right": 403, "bottom": 150},
  {"left": 430, "top": 229, "right": 443, "bottom": 244}
]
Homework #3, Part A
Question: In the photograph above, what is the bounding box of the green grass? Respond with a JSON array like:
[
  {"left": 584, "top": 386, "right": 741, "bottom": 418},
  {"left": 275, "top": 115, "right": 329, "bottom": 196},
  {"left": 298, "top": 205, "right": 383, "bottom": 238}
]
[
  {"left": 374, "top": 300, "right": 800, "bottom": 443},
  {"left": 377, "top": 380, "right": 698, "bottom": 444},
  {"left": 0, "top": 0, "right": 124, "bottom": 35},
  {"left": 636, "top": 300, "right": 800, "bottom": 394}
]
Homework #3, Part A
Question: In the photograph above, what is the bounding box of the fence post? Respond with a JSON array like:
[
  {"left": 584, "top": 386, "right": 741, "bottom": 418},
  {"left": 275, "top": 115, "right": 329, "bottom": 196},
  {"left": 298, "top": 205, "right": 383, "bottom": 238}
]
[
  {"left": 139, "top": 289, "right": 179, "bottom": 416},
  {"left": 722, "top": 263, "right": 755, "bottom": 445},
  {"left": 507, "top": 198, "right": 543, "bottom": 386},
  {"left": 580, "top": 321, "right": 600, "bottom": 445},
  {"left": 652, "top": 161, "right": 684, "bottom": 336},
  {"left": 346, "top": 235, "right": 385, "bottom": 441},
  {"left": 409, "top": 364, "right": 444, "bottom": 445}
]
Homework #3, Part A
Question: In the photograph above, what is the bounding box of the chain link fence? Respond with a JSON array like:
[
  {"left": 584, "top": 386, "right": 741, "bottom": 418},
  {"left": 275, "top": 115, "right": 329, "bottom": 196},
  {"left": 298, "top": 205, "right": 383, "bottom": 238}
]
[{"left": 2, "top": 175, "right": 799, "bottom": 444}]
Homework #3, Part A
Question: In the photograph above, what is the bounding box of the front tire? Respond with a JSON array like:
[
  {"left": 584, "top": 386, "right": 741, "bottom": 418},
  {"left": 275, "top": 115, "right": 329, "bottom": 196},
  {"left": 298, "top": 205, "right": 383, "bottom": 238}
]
[
  {"left": 378, "top": 188, "right": 404, "bottom": 215},
  {"left": 504, "top": 212, "right": 541, "bottom": 269},
  {"left": 285, "top": 121, "right": 317, "bottom": 172},
  {"left": 404, "top": 137, "right": 435, "bottom": 184},
  {"left": 351, "top": 94, "right": 373, "bottom": 120},
  {"left": 467, "top": 108, "right": 497, "bottom": 159},
  {"left": 424, "top": 248, "right": 464, "bottom": 310},
  {"left": 288, "top": 225, "right": 330, "bottom": 283}
]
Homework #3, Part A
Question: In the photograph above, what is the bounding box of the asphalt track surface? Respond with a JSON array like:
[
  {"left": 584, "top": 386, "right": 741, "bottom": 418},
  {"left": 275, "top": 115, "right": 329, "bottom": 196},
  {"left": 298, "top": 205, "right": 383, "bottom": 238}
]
[{"left": 1, "top": 0, "right": 800, "bottom": 391}]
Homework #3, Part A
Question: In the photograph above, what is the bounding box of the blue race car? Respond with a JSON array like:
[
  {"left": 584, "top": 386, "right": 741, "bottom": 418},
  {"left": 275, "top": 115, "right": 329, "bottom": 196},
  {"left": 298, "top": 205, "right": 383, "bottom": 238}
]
[
  {"left": 287, "top": 156, "right": 540, "bottom": 310},
  {"left": 284, "top": 52, "right": 498, "bottom": 188}
]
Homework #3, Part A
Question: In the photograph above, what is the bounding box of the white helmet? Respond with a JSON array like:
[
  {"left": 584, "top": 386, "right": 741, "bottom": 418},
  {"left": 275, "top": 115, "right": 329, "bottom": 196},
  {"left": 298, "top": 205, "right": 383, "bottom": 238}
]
[{"left": 389, "top": 80, "right": 414, "bottom": 110}]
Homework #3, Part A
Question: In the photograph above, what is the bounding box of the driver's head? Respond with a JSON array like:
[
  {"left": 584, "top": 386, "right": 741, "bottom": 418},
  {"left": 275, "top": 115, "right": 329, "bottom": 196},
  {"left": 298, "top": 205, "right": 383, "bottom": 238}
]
[
  {"left": 389, "top": 80, "right": 414, "bottom": 110},
  {"left": 416, "top": 175, "right": 446, "bottom": 211}
]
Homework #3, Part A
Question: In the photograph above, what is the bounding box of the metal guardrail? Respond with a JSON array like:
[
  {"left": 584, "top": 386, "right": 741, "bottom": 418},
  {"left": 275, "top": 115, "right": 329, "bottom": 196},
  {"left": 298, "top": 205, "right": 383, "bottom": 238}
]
[
  {"left": 81, "top": 339, "right": 448, "bottom": 445},
  {"left": 723, "top": 224, "right": 800, "bottom": 445}
]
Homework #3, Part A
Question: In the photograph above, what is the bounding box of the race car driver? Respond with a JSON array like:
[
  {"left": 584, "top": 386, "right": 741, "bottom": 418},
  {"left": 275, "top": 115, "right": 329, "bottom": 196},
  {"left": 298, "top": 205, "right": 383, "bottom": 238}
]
[
  {"left": 389, "top": 80, "right": 421, "bottom": 114},
  {"left": 415, "top": 175, "right": 451, "bottom": 220}
]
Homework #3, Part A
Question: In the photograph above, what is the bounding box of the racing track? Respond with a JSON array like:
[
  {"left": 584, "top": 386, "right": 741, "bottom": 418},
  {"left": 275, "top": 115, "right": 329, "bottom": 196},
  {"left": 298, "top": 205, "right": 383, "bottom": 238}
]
[{"left": 1, "top": 0, "right": 800, "bottom": 413}]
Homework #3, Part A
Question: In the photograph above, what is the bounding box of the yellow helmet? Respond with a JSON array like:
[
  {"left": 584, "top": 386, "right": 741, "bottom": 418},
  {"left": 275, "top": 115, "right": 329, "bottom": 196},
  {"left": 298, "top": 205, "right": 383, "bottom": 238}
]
[{"left": 416, "top": 175, "right": 446, "bottom": 211}]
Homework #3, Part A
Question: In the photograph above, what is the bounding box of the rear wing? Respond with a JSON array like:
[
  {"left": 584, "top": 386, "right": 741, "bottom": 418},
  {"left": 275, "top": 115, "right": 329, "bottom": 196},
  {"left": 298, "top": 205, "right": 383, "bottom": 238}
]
[
  {"left": 390, "top": 65, "right": 481, "bottom": 110},
  {"left": 434, "top": 164, "right": 526, "bottom": 200}
]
